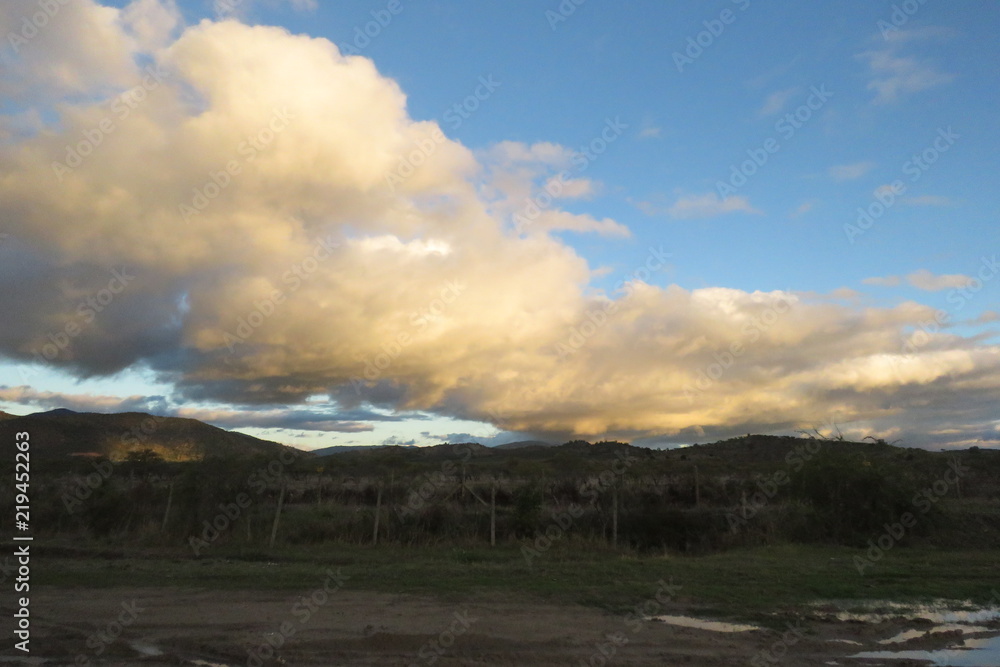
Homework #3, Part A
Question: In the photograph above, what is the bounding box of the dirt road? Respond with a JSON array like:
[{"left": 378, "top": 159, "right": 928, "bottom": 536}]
[{"left": 9, "top": 587, "right": 993, "bottom": 666}]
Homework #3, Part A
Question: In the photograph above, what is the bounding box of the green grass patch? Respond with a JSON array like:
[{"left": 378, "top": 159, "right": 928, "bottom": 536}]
[{"left": 32, "top": 541, "right": 1000, "bottom": 621}]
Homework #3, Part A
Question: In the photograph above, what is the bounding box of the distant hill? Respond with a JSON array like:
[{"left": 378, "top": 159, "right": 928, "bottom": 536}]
[
  {"left": 0, "top": 411, "right": 17, "bottom": 421},
  {"left": 310, "top": 444, "right": 390, "bottom": 456},
  {"left": 311, "top": 433, "right": 992, "bottom": 477},
  {"left": 493, "top": 440, "right": 556, "bottom": 450},
  {"left": 0, "top": 409, "right": 304, "bottom": 461}
]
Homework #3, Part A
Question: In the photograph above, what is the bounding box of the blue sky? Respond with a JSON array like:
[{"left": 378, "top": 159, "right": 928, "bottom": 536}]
[{"left": 0, "top": 0, "right": 997, "bottom": 450}]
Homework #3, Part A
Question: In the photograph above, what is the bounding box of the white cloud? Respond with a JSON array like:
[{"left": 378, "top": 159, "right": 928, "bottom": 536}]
[
  {"left": 121, "top": 0, "right": 181, "bottom": 51},
  {"left": 790, "top": 200, "right": 816, "bottom": 217},
  {"left": 0, "top": 0, "right": 140, "bottom": 98},
  {"left": 667, "top": 193, "right": 762, "bottom": 219},
  {"left": 215, "top": 0, "right": 318, "bottom": 19},
  {"left": 545, "top": 176, "right": 596, "bottom": 200},
  {"left": 906, "top": 269, "right": 973, "bottom": 291},
  {"left": 864, "top": 271, "right": 974, "bottom": 292},
  {"left": 1, "top": 4, "right": 998, "bottom": 449},
  {"left": 857, "top": 28, "right": 954, "bottom": 104},
  {"left": 829, "top": 161, "right": 876, "bottom": 181},
  {"left": 863, "top": 275, "right": 902, "bottom": 287},
  {"left": 0, "top": 386, "right": 163, "bottom": 413},
  {"left": 0, "top": 385, "right": 376, "bottom": 432},
  {"left": 638, "top": 125, "right": 662, "bottom": 139},
  {"left": 757, "top": 87, "right": 799, "bottom": 116}
]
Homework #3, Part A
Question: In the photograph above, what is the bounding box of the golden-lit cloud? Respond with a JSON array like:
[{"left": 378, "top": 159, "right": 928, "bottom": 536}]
[{"left": 1, "top": 1, "right": 998, "bottom": 448}]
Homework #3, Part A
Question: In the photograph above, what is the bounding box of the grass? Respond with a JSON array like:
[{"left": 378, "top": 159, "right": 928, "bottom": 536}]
[{"left": 30, "top": 540, "right": 1000, "bottom": 621}]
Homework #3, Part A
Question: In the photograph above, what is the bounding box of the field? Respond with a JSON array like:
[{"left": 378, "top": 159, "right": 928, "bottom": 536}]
[
  {"left": 16, "top": 542, "right": 1000, "bottom": 665},
  {"left": 5, "top": 431, "right": 1000, "bottom": 664}
]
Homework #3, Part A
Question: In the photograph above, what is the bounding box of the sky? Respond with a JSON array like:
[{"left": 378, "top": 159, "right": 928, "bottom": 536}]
[{"left": 0, "top": 0, "right": 997, "bottom": 451}]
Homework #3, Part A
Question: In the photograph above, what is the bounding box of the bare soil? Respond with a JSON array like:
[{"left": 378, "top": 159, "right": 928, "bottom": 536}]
[{"left": 8, "top": 586, "right": 991, "bottom": 666}]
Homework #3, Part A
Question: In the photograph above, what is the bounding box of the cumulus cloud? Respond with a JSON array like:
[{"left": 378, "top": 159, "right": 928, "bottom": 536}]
[
  {"left": 1, "top": 1, "right": 999, "bottom": 449},
  {"left": 0, "top": 0, "right": 144, "bottom": 97},
  {"left": 479, "top": 141, "right": 629, "bottom": 237}
]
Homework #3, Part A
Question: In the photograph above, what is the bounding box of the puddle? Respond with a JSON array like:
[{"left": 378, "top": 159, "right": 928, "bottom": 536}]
[
  {"left": 126, "top": 639, "right": 232, "bottom": 667},
  {"left": 851, "top": 634, "right": 1000, "bottom": 666},
  {"left": 880, "top": 625, "right": 992, "bottom": 645},
  {"left": 827, "top": 600, "right": 1000, "bottom": 625},
  {"left": 129, "top": 639, "right": 165, "bottom": 656},
  {"left": 650, "top": 615, "right": 761, "bottom": 633}
]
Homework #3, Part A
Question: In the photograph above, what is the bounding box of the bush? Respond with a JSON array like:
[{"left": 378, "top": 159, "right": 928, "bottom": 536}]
[{"left": 789, "top": 449, "right": 927, "bottom": 545}]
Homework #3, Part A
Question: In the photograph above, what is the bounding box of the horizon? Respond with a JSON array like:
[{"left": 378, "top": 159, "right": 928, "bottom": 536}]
[
  {"left": 1, "top": 405, "right": 978, "bottom": 454},
  {"left": 1, "top": 1, "right": 998, "bottom": 451}
]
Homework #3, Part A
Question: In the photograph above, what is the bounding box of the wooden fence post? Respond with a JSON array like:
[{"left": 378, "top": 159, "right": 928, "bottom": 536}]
[
  {"left": 612, "top": 484, "right": 618, "bottom": 548},
  {"left": 490, "top": 481, "right": 496, "bottom": 547},
  {"left": 160, "top": 481, "right": 173, "bottom": 533},
  {"left": 372, "top": 484, "right": 382, "bottom": 546},
  {"left": 269, "top": 478, "right": 286, "bottom": 550}
]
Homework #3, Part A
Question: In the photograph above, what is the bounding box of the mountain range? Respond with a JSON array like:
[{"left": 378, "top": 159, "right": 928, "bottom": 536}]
[{"left": 0, "top": 408, "right": 299, "bottom": 461}]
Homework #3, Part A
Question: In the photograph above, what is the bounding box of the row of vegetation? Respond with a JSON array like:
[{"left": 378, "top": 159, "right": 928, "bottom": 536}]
[{"left": 5, "top": 436, "right": 1000, "bottom": 555}]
